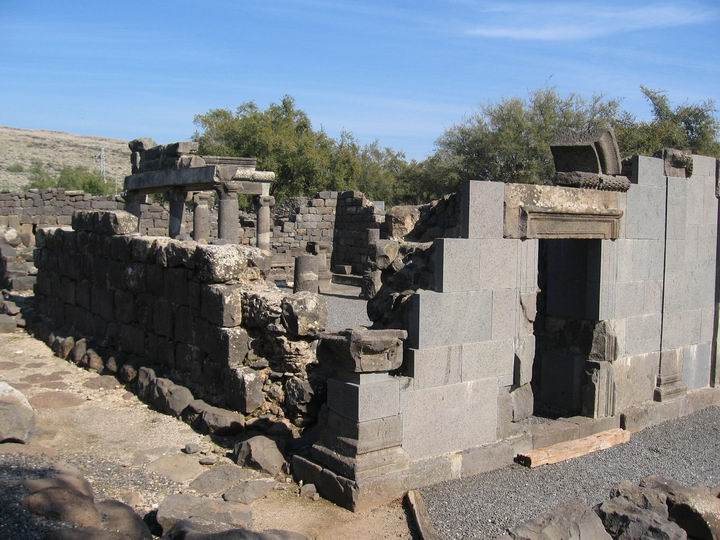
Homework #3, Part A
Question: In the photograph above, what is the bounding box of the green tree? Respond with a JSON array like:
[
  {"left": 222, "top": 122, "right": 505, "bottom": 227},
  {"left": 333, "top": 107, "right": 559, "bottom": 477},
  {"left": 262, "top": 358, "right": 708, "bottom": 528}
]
[{"left": 614, "top": 86, "right": 720, "bottom": 158}]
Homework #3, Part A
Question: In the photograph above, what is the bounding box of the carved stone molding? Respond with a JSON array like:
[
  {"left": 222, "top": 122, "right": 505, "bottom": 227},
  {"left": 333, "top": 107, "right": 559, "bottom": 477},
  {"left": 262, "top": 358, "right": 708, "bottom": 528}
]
[{"left": 516, "top": 206, "right": 623, "bottom": 240}]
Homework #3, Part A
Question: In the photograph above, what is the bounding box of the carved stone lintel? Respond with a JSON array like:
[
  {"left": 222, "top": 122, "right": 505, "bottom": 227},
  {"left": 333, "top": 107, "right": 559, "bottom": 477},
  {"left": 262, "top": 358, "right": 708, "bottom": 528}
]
[{"left": 518, "top": 206, "right": 622, "bottom": 240}]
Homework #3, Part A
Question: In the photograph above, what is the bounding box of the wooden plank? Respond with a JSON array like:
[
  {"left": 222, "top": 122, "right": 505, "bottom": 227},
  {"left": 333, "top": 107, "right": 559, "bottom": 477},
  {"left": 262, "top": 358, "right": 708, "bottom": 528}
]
[
  {"left": 516, "top": 428, "right": 631, "bottom": 468},
  {"left": 405, "top": 490, "right": 441, "bottom": 540}
]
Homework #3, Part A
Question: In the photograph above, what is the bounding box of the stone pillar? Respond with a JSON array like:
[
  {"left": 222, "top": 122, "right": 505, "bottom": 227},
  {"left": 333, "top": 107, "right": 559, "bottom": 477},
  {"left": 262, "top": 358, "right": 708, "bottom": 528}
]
[
  {"left": 191, "top": 192, "right": 211, "bottom": 242},
  {"left": 217, "top": 181, "right": 241, "bottom": 243},
  {"left": 654, "top": 349, "right": 688, "bottom": 402},
  {"left": 123, "top": 191, "right": 146, "bottom": 232},
  {"left": 308, "top": 241, "right": 332, "bottom": 293},
  {"left": 293, "top": 254, "right": 319, "bottom": 293},
  {"left": 167, "top": 189, "right": 187, "bottom": 239},
  {"left": 291, "top": 329, "right": 409, "bottom": 511},
  {"left": 256, "top": 195, "right": 275, "bottom": 251}
]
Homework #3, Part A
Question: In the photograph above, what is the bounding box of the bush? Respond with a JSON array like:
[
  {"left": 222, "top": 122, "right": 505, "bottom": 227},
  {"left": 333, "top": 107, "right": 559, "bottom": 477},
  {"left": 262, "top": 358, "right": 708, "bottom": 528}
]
[{"left": 28, "top": 162, "right": 115, "bottom": 196}]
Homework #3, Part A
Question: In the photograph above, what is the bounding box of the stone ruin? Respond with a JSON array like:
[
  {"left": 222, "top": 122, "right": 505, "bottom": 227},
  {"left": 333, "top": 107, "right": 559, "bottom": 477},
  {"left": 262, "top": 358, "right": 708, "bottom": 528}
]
[{"left": 4, "top": 128, "right": 720, "bottom": 514}]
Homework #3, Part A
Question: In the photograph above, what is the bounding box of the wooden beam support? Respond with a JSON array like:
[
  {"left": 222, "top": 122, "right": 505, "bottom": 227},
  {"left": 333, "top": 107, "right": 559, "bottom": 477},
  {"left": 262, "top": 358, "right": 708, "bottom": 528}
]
[{"left": 516, "top": 428, "right": 631, "bottom": 468}]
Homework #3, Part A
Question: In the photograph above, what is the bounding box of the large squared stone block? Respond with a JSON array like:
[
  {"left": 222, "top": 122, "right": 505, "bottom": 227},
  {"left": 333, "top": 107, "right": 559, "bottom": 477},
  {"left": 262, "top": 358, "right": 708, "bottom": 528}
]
[
  {"left": 462, "top": 339, "right": 514, "bottom": 386},
  {"left": 459, "top": 180, "right": 504, "bottom": 239},
  {"left": 407, "top": 290, "right": 492, "bottom": 349},
  {"left": 682, "top": 342, "right": 712, "bottom": 390},
  {"left": 614, "top": 281, "right": 649, "bottom": 319},
  {"left": 631, "top": 155, "right": 664, "bottom": 188},
  {"left": 400, "top": 378, "right": 498, "bottom": 460},
  {"left": 434, "top": 238, "right": 518, "bottom": 292},
  {"left": 666, "top": 178, "right": 687, "bottom": 240},
  {"left": 624, "top": 314, "right": 661, "bottom": 355},
  {"left": 662, "top": 309, "right": 701, "bottom": 350},
  {"left": 613, "top": 352, "right": 659, "bottom": 412},
  {"left": 327, "top": 376, "right": 400, "bottom": 422},
  {"left": 492, "top": 288, "right": 517, "bottom": 341},
  {"left": 624, "top": 185, "right": 665, "bottom": 240},
  {"left": 691, "top": 155, "right": 717, "bottom": 178},
  {"left": 201, "top": 284, "right": 243, "bottom": 327},
  {"left": 405, "top": 347, "right": 461, "bottom": 389}
]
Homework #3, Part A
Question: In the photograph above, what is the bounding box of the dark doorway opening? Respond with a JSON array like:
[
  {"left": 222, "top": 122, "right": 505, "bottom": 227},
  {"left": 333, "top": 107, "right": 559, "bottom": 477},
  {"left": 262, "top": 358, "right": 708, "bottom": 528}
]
[{"left": 532, "top": 239, "right": 602, "bottom": 418}]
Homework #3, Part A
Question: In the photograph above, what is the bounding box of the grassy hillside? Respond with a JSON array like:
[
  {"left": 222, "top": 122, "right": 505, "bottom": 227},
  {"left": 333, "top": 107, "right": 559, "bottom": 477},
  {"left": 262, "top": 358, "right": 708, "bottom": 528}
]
[{"left": 0, "top": 126, "right": 131, "bottom": 192}]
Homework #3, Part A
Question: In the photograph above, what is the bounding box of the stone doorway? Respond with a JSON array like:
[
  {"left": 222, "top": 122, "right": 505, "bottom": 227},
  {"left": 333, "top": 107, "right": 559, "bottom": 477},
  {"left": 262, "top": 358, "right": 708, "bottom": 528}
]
[{"left": 532, "top": 238, "right": 602, "bottom": 418}]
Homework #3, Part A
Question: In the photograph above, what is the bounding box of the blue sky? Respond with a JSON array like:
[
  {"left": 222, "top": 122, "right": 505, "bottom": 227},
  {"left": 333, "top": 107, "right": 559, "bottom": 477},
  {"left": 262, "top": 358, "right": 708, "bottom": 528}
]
[{"left": 1, "top": 0, "right": 718, "bottom": 159}]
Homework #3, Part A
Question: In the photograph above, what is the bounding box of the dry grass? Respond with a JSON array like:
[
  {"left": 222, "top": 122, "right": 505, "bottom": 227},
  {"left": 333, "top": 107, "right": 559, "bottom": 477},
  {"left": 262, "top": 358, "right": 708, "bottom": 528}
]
[{"left": 0, "top": 126, "right": 131, "bottom": 192}]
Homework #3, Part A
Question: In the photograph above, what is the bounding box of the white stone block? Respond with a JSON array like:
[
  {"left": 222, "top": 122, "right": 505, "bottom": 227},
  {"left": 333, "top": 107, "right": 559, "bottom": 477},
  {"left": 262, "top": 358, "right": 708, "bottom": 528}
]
[{"left": 683, "top": 342, "right": 712, "bottom": 390}]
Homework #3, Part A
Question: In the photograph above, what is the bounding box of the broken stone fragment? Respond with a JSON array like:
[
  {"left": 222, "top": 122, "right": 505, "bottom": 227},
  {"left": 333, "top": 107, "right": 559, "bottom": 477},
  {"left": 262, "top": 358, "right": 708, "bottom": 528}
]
[
  {"left": 235, "top": 436, "right": 286, "bottom": 476},
  {"left": 182, "top": 399, "right": 246, "bottom": 435},
  {"left": 156, "top": 493, "right": 253, "bottom": 533},
  {"left": 371, "top": 240, "right": 400, "bottom": 270},
  {"left": 317, "top": 328, "right": 407, "bottom": 373},
  {"left": 504, "top": 501, "right": 611, "bottom": 539},
  {"left": 281, "top": 292, "right": 328, "bottom": 337},
  {"left": 0, "top": 381, "right": 35, "bottom": 443},
  {"left": 72, "top": 210, "right": 138, "bottom": 236}
]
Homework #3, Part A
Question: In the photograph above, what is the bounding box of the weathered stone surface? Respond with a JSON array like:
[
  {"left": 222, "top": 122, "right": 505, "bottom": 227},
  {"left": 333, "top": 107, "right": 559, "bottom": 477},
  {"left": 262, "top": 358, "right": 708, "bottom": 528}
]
[
  {"left": 293, "top": 255, "right": 319, "bottom": 293},
  {"left": 0, "top": 381, "right": 35, "bottom": 443},
  {"left": 597, "top": 496, "right": 687, "bottom": 539},
  {"left": 504, "top": 501, "right": 611, "bottom": 539},
  {"left": 136, "top": 367, "right": 156, "bottom": 401},
  {"left": 151, "top": 378, "right": 194, "bottom": 417},
  {"left": 371, "top": 240, "right": 400, "bottom": 270},
  {"left": 235, "top": 436, "right": 286, "bottom": 476},
  {"left": 156, "top": 494, "right": 253, "bottom": 533},
  {"left": 72, "top": 210, "right": 138, "bottom": 236},
  {"left": 95, "top": 499, "right": 152, "bottom": 540},
  {"left": 510, "top": 384, "right": 534, "bottom": 422},
  {"left": 161, "top": 521, "right": 309, "bottom": 540},
  {"left": 202, "top": 284, "right": 243, "bottom": 327},
  {"left": 223, "top": 478, "right": 276, "bottom": 504},
  {"left": 225, "top": 368, "right": 264, "bottom": 414},
  {"left": 194, "top": 244, "right": 248, "bottom": 283},
  {"left": 22, "top": 487, "right": 102, "bottom": 529},
  {"left": 281, "top": 292, "right": 327, "bottom": 337},
  {"left": 183, "top": 399, "right": 246, "bottom": 435},
  {"left": 317, "top": 329, "right": 407, "bottom": 373},
  {"left": 24, "top": 473, "right": 94, "bottom": 499},
  {"left": 147, "top": 454, "right": 205, "bottom": 483},
  {"left": 385, "top": 205, "right": 421, "bottom": 240},
  {"left": 189, "top": 464, "right": 254, "bottom": 495},
  {"left": 284, "top": 377, "right": 314, "bottom": 415}
]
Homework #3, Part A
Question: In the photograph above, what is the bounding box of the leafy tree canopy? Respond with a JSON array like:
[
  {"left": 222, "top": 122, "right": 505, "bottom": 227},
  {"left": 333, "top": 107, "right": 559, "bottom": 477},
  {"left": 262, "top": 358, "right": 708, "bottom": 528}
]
[
  {"left": 28, "top": 161, "right": 114, "bottom": 196},
  {"left": 193, "top": 89, "right": 720, "bottom": 205}
]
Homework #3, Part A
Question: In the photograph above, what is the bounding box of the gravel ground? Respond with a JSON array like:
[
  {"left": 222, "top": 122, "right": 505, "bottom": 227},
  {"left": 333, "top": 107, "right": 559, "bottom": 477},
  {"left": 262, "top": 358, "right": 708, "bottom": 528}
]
[{"left": 421, "top": 407, "right": 720, "bottom": 539}]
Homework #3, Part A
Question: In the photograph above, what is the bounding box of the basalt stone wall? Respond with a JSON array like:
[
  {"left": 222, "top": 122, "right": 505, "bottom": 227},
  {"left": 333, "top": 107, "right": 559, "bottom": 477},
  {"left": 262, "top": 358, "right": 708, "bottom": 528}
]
[
  {"left": 32, "top": 212, "right": 330, "bottom": 432},
  {"left": 330, "top": 191, "right": 384, "bottom": 275}
]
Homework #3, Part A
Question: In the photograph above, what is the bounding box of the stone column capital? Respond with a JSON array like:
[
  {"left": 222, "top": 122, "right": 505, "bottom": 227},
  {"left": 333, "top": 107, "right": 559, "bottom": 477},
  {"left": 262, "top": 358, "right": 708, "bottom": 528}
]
[
  {"left": 191, "top": 191, "right": 212, "bottom": 206},
  {"left": 258, "top": 195, "right": 275, "bottom": 207},
  {"left": 217, "top": 181, "right": 242, "bottom": 198}
]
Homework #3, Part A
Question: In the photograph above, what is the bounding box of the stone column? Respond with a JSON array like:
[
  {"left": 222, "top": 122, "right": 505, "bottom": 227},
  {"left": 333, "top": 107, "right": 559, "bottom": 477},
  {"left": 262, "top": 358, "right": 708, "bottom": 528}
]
[
  {"left": 167, "top": 189, "right": 187, "bottom": 239},
  {"left": 217, "top": 181, "right": 241, "bottom": 243},
  {"left": 293, "top": 254, "right": 319, "bottom": 293},
  {"left": 308, "top": 241, "right": 332, "bottom": 293},
  {"left": 191, "top": 192, "right": 211, "bottom": 242},
  {"left": 256, "top": 195, "right": 275, "bottom": 251}
]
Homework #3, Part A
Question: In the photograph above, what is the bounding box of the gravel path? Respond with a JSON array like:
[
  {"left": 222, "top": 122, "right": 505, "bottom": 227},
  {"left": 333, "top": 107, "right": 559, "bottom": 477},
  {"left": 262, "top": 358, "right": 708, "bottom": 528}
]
[{"left": 421, "top": 407, "right": 720, "bottom": 539}]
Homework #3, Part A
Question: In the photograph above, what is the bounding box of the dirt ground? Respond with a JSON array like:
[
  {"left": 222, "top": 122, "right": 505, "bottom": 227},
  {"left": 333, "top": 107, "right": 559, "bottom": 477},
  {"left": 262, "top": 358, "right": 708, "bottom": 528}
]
[{"left": 0, "top": 329, "right": 414, "bottom": 539}]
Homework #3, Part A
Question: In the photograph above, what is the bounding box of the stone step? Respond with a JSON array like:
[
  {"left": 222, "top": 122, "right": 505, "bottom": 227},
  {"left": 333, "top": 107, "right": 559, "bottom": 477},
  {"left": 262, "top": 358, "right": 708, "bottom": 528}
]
[{"left": 331, "top": 272, "right": 363, "bottom": 287}]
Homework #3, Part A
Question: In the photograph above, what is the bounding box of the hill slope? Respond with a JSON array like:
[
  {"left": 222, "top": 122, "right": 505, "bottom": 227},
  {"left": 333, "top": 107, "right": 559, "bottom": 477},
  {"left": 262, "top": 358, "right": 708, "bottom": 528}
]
[{"left": 0, "top": 126, "right": 131, "bottom": 192}]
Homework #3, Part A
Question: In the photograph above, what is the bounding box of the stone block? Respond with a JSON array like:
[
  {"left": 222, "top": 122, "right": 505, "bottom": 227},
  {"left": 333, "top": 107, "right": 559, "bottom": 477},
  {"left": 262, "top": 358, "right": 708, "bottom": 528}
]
[
  {"left": 327, "top": 375, "right": 400, "bottom": 422},
  {"left": 459, "top": 180, "right": 504, "bottom": 239},
  {"left": 318, "top": 329, "right": 406, "bottom": 373},
  {"left": 691, "top": 155, "right": 717, "bottom": 177},
  {"left": 613, "top": 352, "right": 660, "bottom": 412},
  {"left": 514, "top": 334, "right": 535, "bottom": 387},
  {"left": 153, "top": 297, "right": 174, "bottom": 338},
  {"left": 434, "top": 238, "right": 518, "bottom": 292},
  {"left": 518, "top": 240, "right": 539, "bottom": 292},
  {"left": 460, "top": 439, "right": 516, "bottom": 477},
  {"left": 624, "top": 185, "right": 665, "bottom": 240},
  {"left": 661, "top": 309, "right": 701, "bottom": 350},
  {"left": 614, "top": 281, "right": 648, "bottom": 319},
  {"left": 407, "top": 290, "right": 492, "bottom": 349},
  {"left": 624, "top": 314, "right": 661, "bottom": 355},
  {"left": 225, "top": 367, "right": 264, "bottom": 414},
  {"left": 461, "top": 339, "right": 514, "bottom": 386},
  {"left": 531, "top": 420, "right": 579, "bottom": 449},
  {"left": 621, "top": 396, "right": 689, "bottom": 432},
  {"left": 682, "top": 342, "right": 711, "bottom": 390},
  {"left": 323, "top": 410, "right": 403, "bottom": 455},
  {"left": 90, "top": 285, "right": 114, "bottom": 321},
  {"left": 492, "top": 288, "right": 517, "bottom": 340},
  {"left": 201, "top": 284, "right": 243, "bottom": 327},
  {"left": 400, "top": 378, "right": 498, "bottom": 460},
  {"left": 511, "top": 383, "right": 534, "bottom": 421},
  {"left": 405, "top": 347, "right": 461, "bottom": 389},
  {"left": 666, "top": 178, "right": 687, "bottom": 240},
  {"left": 631, "top": 155, "right": 665, "bottom": 188}
]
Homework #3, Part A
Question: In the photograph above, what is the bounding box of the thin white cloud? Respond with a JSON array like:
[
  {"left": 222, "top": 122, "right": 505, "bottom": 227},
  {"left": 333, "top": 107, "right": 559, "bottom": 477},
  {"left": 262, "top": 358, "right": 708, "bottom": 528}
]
[{"left": 466, "top": 1, "right": 717, "bottom": 41}]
